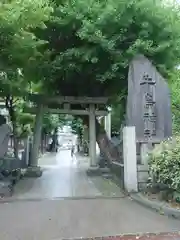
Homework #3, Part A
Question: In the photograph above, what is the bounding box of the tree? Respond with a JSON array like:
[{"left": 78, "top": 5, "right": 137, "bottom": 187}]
[
  {"left": 36, "top": 0, "right": 180, "bottom": 94},
  {"left": 0, "top": 0, "right": 51, "bottom": 72},
  {"left": 33, "top": 0, "right": 180, "bottom": 161},
  {"left": 0, "top": 0, "right": 178, "bottom": 161},
  {"left": 0, "top": 0, "right": 52, "bottom": 157},
  {"left": 0, "top": 0, "right": 52, "bottom": 95}
]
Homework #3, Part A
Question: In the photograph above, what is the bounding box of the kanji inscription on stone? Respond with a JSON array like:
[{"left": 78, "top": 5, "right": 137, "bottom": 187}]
[{"left": 141, "top": 73, "right": 156, "bottom": 140}]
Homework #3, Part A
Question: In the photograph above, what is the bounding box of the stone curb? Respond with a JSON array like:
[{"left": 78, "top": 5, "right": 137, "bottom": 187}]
[
  {"left": 0, "top": 195, "right": 127, "bottom": 204},
  {"left": 131, "top": 193, "right": 180, "bottom": 220},
  {"left": 62, "top": 232, "right": 180, "bottom": 240}
]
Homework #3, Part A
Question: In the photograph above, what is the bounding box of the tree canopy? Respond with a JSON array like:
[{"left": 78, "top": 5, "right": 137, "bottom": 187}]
[
  {"left": 34, "top": 0, "right": 180, "bottom": 100},
  {"left": 1, "top": 0, "right": 180, "bottom": 138},
  {"left": 0, "top": 0, "right": 53, "bottom": 149},
  {"left": 1, "top": 0, "right": 180, "bottom": 102},
  {"left": 0, "top": 0, "right": 52, "bottom": 132}
]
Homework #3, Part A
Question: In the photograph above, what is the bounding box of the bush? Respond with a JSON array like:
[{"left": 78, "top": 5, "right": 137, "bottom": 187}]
[{"left": 148, "top": 136, "right": 180, "bottom": 191}]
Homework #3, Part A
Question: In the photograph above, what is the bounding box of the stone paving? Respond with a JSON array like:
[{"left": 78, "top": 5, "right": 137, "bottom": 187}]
[
  {"left": 12, "top": 151, "right": 124, "bottom": 200},
  {"left": 0, "top": 151, "right": 179, "bottom": 240},
  {"left": 0, "top": 198, "right": 180, "bottom": 240}
]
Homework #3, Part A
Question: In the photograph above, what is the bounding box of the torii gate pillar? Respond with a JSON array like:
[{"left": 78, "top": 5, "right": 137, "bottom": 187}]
[
  {"left": 89, "top": 104, "right": 97, "bottom": 167},
  {"left": 27, "top": 104, "right": 44, "bottom": 177}
]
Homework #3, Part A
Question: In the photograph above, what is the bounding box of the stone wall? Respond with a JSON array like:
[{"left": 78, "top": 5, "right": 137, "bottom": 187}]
[
  {"left": 136, "top": 142, "right": 149, "bottom": 190},
  {"left": 137, "top": 142, "right": 162, "bottom": 191},
  {"left": 109, "top": 137, "right": 149, "bottom": 191},
  {"left": 137, "top": 164, "right": 149, "bottom": 190},
  {"left": 109, "top": 140, "right": 156, "bottom": 192}
]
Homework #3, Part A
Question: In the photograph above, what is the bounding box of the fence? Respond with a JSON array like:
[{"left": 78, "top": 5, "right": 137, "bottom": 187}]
[{"left": 110, "top": 138, "right": 124, "bottom": 189}]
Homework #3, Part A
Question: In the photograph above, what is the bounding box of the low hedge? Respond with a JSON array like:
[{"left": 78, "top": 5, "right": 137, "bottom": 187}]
[{"left": 148, "top": 136, "right": 180, "bottom": 192}]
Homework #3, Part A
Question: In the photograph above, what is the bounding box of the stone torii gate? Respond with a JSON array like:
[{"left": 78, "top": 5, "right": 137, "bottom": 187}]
[{"left": 25, "top": 95, "right": 109, "bottom": 176}]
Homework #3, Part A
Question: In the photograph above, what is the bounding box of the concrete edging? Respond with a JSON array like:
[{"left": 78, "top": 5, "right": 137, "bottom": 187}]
[{"left": 131, "top": 193, "right": 180, "bottom": 220}]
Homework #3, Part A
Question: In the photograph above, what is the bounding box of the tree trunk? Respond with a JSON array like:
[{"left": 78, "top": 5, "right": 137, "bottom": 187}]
[
  {"left": 5, "top": 96, "right": 19, "bottom": 158},
  {"left": 95, "top": 118, "right": 120, "bottom": 163},
  {"left": 80, "top": 115, "right": 120, "bottom": 165}
]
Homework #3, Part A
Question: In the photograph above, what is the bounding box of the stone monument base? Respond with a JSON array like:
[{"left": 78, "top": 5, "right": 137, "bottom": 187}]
[{"left": 25, "top": 166, "right": 42, "bottom": 178}]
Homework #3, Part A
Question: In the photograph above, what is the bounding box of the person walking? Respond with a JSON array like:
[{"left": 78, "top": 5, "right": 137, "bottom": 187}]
[{"left": 71, "top": 144, "right": 75, "bottom": 158}]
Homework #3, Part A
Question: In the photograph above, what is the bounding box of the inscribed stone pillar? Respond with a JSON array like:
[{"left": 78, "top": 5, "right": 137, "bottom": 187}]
[
  {"left": 123, "top": 126, "right": 138, "bottom": 192},
  {"left": 89, "top": 104, "right": 97, "bottom": 166},
  {"left": 29, "top": 104, "right": 44, "bottom": 167}
]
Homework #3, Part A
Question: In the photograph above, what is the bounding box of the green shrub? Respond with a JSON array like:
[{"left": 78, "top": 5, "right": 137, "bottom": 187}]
[{"left": 148, "top": 136, "right": 180, "bottom": 191}]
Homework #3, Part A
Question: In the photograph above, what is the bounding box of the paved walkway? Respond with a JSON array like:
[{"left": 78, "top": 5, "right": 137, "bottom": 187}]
[
  {"left": 0, "top": 151, "right": 179, "bottom": 240},
  {"left": 13, "top": 151, "right": 124, "bottom": 200}
]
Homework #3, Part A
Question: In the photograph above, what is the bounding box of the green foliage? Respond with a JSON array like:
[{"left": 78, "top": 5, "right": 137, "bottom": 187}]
[
  {"left": 148, "top": 136, "right": 180, "bottom": 191},
  {"left": 1, "top": 0, "right": 180, "bottom": 140},
  {"left": 111, "top": 106, "right": 124, "bottom": 134},
  {"left": 0, "top": 0, "right": 53, "bottom": 141},
  {"left": 168, "top": 69, "right": 180, "bottom": 133},
  {"left": 42, "top": 114, "right": 66, "bottom": 134},
  {"left": 16, "top": 113, "right": 34, "bottom": 138},
  {"left": 35, "top": 0, "right": 180, "bottom": 99},
  {"left": 0, "top": 0, "right": 52, "bottom": 96},
  {"left": 111, "top": 92, "right": 127, "bottom": 133},
  {"left": 5, "top": 97, "right": 35, "bottom": 138},
  {"left": 70, "top": 117, "right": 83, "bottom": 136},
  {"left": 0, "top": 0, "right": 51, "bottom": 67}
]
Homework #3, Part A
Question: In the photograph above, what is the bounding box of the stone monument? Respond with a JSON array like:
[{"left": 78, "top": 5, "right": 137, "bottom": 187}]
[
  {"left": 126, "top": 55, "right": 172, "bottom": 188},
  {"left": 0, "top": 116, "right": 11, "bottom": 158},
  {"left": 0, "top": 115, "right": 22, "bottom": 196},
  {"left": 126, "top": 54, "right": 172, "bottom": 142}
]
